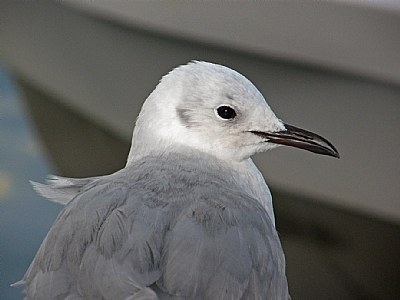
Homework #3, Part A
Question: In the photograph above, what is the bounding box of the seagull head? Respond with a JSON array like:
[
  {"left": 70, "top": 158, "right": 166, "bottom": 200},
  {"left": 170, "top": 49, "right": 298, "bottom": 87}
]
[{"left": 128, "top": 61, "right": 339, "bottom": 163}]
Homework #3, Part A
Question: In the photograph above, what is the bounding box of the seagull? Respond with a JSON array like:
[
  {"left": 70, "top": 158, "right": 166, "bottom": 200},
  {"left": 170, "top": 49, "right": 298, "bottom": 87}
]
[{"left": 15, "top": 61, "right": 339, "bottom": 299}]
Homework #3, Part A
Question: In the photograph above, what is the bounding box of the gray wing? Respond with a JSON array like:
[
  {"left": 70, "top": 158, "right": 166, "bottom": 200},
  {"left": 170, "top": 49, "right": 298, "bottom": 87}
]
[
  {"left": 156, "top": 189, "right": 289, "bottom": 300},
  {"left": 20, "top": 177, "right": 168, "bottom": 299},
  {"left": 20, "top": 164, "right": 289, "bottom": 299}
]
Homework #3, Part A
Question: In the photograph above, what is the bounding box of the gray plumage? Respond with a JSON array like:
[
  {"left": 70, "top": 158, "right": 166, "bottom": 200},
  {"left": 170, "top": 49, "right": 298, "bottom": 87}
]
[
  {"left": 17, "top": 61, "right": 338, "bottom": 299},
  {"left": 20, "top": 152, "right": 288, "bottom": 299}
]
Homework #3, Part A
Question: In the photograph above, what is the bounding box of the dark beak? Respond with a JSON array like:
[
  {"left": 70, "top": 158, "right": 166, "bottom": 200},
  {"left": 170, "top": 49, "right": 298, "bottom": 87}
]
[{"left": 251, "top": 123, "right": 339, "bottom": 158}]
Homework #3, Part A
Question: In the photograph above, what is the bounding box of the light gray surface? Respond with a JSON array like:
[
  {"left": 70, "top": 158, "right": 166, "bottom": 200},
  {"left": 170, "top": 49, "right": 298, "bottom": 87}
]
[
  {"left": 1, "top": 1, "right": 399, "bottom": 223},
  {"left": 66, "top": 0, "right": 400, "bottom": 85}
]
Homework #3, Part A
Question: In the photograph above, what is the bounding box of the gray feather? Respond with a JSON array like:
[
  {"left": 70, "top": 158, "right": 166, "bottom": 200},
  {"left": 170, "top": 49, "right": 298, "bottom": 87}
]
[
  {"left": 20, "top": 151, "right": 289, "bottom": 299},
  {"left": 30, "top": 175, "right": 101, "bottom": 205}
]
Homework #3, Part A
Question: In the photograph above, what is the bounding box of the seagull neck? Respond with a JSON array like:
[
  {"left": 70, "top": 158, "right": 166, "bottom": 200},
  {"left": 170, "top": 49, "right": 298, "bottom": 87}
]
[
  {"left": 235, "top": 159, "right": 276, "bottom": 225},
  {"left": 126, "top": 145, "right": 276, "bottom": 226}
]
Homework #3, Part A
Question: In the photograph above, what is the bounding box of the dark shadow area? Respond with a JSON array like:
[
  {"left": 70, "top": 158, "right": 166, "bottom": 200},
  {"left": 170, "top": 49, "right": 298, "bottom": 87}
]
[
  {"left": 274, "top": 191, "right": 400, "bottom": 300},
  {"left": 19, "top": 79, "right": 130, "bottom": 177}
]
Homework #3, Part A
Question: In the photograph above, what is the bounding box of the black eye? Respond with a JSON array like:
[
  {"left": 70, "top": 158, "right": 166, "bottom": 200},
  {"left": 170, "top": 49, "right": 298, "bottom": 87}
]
[{"left": 216, "top": 106, "right": 236, "bottom": 120}]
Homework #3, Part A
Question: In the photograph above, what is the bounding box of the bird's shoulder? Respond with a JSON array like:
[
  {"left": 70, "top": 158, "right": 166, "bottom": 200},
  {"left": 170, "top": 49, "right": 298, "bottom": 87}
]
[{"left": 23, "top": 156, "right": 288, "bottom": 299}]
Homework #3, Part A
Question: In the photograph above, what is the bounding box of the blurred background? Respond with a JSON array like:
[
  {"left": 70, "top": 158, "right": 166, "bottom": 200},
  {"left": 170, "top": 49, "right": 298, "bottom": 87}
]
[{"left": 0, "top": 1, "right": 399, "bottom": 299}]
